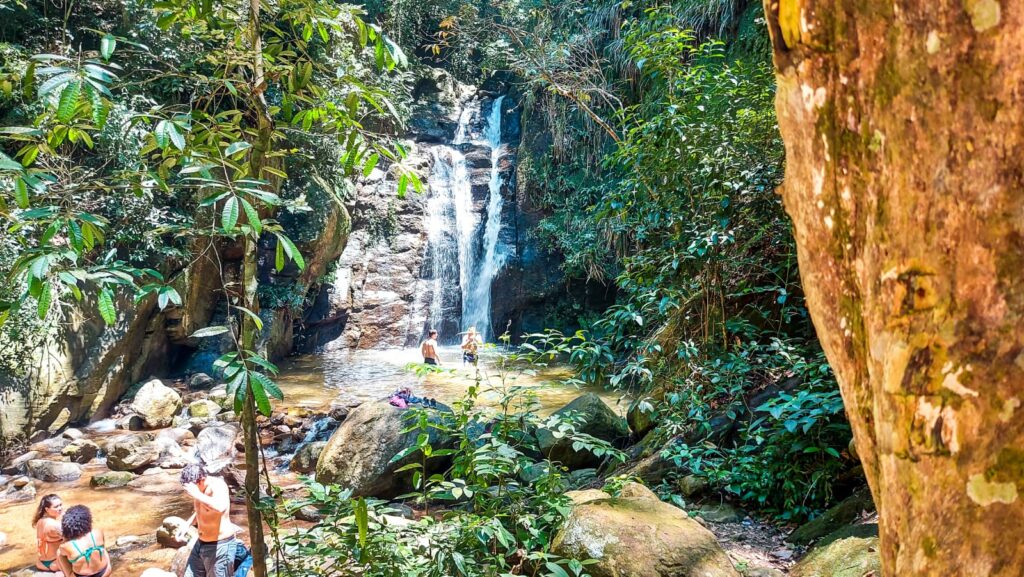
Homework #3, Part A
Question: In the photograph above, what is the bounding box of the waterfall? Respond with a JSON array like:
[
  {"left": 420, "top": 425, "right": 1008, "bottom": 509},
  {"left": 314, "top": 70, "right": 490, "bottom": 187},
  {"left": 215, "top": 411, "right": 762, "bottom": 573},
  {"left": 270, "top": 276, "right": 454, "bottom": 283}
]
[
  {"left": 462, "top": 95, "right": 507, "bottom": 341},
  {"left": 422, "top": 95, "right": 508, "bottom": 343},
  {"left": 425, "top": 147, "right": 473, "bottom": 341}
]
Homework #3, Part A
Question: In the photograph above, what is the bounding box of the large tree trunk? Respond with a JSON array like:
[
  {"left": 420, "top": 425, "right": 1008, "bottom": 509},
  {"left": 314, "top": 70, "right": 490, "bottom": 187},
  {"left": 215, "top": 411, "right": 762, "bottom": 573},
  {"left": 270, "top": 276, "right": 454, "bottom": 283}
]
[{"left": 762, "top": 0, "right": 1024, "bottom": 574}]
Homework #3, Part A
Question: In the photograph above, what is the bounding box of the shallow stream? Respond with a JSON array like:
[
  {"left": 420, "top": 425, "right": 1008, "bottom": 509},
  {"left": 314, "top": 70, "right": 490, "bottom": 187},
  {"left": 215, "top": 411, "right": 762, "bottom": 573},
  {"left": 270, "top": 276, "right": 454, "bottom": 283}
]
[{"left": 0, "top": 347, "right": 624, "bottom": 575}]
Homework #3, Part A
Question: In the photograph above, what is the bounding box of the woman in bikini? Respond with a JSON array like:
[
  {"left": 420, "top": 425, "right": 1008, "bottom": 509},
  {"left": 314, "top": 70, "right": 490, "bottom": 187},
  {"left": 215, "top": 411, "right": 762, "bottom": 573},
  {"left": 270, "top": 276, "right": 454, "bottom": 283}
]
[
  {"left": 33, "top": 494, "right": 64, "bottom": 574},
  {"left": 57, "top": 505, "right": 111, "bottom": 577}
]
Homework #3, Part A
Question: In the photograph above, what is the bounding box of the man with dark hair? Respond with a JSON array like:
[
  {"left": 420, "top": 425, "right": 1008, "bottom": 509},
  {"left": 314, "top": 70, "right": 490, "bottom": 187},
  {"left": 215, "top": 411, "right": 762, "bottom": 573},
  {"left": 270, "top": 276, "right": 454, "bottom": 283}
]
[
  {"left": 420, "top": 329, "right": 441, "bottom": 366},
  {"left": 178, "top": 462, "right": 240, "bottom": 577}
]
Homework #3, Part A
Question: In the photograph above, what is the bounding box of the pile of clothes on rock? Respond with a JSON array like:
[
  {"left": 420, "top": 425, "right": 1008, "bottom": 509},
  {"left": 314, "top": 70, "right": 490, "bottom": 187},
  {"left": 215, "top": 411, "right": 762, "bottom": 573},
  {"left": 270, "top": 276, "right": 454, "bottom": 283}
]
[{"left": 389, "top": 387, "right": 439, "bottom": 409}]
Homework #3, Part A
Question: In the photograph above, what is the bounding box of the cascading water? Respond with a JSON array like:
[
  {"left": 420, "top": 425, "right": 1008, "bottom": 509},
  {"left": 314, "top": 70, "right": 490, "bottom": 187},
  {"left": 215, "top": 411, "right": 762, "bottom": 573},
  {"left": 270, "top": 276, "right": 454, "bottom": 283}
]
[
  {"left": 422, "top": 94, "right": 508, "bottom": 343},
  {"left": 462, "top": 95, "right": 507, "bottom": 340}
]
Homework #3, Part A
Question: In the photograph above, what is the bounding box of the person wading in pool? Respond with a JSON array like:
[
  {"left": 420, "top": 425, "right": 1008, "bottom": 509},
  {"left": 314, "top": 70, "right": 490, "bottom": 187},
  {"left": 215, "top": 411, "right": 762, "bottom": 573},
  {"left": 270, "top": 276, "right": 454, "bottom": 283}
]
[
  {"left": 420, "top": 329, "right": 442, "bottom": 366},
  {"left": 461, "top": 326, "right": 482, "bottom": 365},
  {"left": 179, "top": 463, "right": 241, "bottom": 577},
  {"left": 33, "top": 494, "right": 63, "bottom": 575},
  {"left": 57, "top": 505, "right": 110, "bottom": 577}
]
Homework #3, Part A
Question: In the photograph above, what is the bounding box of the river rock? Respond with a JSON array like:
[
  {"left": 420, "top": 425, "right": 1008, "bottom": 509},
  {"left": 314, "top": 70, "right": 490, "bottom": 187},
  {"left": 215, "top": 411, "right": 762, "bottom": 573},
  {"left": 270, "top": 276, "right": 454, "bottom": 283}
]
[
  {"left": 61, "top": 439, "right": 100, "bottom": 463},
  {"left": 27, "top": 460, "right": 83, "bottom": 482},
  {"left": 294, "top": 505, "right": 323, "bottom": 522},
  {"left": 131, "top": 379, "right": 183, "bottom": 429},
  {"left": 1, "top": 479, "right": 35, "bottom": 501},
  {"left": 157, "top": 516, "right": 196, "bottom": 548},
  {"left": 3, "top": 450, "right": 40, "bottom": 474},
  {"left": 106, "top": 434, "right": 160, "bottom": 471},
  {"left": 315, "top": 400, "right": 451, "bottom": 498},
  {"left": 30, "top": 436, "right": 70, "bottom": 454},
  {"left": 627, "top": 388, "right": 664, "bottom": 437},
  {"left": 552, "top": 489, "right": 740, "bottom": 577},
  {"left": 188, "top": 372, "right": 216, "bottom": 390},
  {"left": 188, "top": 399, "right": 221, "bottom": 419},
  {"left": 695, "top": 502, "right": 743, "bottom": 523},
  {"left": 290, "top": 441, "right": 326, "bottom": 474},
  {"left": 142, "top": 569, "right": 178, "bottom": 577},
  {"left": 196, "top": 425, "right": 238, "bottom": 472},
  {"left": 91, "top": 470, "right": 136, "bottom": 488},
  {"left": 117, "top": 414, "right": 146, "bottom": 431},
  {"left": 678, "top": 474, "right": 709, "bottom": 497},
  {"left": 62, "top": 428, "right": 84, "bottom": 440},
  {"left": 791, "top": 536, "right": 881, "bottom": 577},
  {"left": 157, "top": 428, "right": 196, "bottom": 446},
  {"left": 0, "top": 530, "right": 6, "bottom": 546},
  {"left": 537, "top": 393, "right": 629, "bottom": 470}
]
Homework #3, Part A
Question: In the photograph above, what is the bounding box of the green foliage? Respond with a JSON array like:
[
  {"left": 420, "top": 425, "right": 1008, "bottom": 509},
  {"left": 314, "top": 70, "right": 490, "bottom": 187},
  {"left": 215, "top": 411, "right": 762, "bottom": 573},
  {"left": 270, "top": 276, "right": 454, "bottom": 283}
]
[
  {"left": 276, "top": 350, "right": 617, "bottom": 577},
  {"left": 505, "top": 3, "right": 851, "bottom": 522}
]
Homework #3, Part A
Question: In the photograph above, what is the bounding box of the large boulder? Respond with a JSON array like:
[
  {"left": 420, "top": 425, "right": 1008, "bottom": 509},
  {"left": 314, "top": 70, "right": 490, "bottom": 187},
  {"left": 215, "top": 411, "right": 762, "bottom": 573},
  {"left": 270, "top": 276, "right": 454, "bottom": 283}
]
[
  {"left": 537, "top": 393, "right": 630, "bottom": 469},
  {"left": 552, "top": 483, "right": 740, "bottom": 577},
  {"left": 106, "top": 434, "right": 161, "bottom": 471},
  {"left": 61, "top": 439, "right": 100, "bottom": 464},
  {"left": 315, "top": 401, "right": 450, "bottom": 498},
  {"left": 26, "top": 460, "right": 83, "bottom": 482},
  {"left": 195, "top": 425, "right": 238, "bottom": 472},
  {"left": 3, "top": 451, "right": 40, "bottom": 475},
  {"left": 131, "top": 379, "right": 183, "bottom": 429},
  {"left": 790, "top": 536, "right": 881, "bottom": 577}
]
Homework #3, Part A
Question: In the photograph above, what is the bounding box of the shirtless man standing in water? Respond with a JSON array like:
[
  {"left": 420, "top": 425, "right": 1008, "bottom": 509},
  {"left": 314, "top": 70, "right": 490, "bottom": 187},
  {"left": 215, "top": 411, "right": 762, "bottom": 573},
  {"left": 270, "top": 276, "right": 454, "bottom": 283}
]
[
  {"left": 421, "top": 329, "right": 442, "bottom": 366},
  {"left": 179, "top": 463, "right": 240, "bottom": 577}
]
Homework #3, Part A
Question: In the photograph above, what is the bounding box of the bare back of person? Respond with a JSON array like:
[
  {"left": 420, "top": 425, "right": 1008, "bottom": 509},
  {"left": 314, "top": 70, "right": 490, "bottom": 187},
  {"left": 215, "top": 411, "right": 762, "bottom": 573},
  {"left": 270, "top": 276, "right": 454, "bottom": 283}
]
[
  {"left": 59, "top": 530, "right": 110, "bottom": 577},
  {"left": 421, "top": 331, "right": 440, "bottom": 365},
  {"left": 35, "top": 517, "right": 62, "bottom": 571}
]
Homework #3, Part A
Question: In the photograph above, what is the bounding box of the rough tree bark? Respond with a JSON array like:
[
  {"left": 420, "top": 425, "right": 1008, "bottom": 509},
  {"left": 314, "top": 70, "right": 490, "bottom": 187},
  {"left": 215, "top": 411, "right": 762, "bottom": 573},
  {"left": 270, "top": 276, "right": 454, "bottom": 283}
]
[{"left": 762, "top": 0, "right": 1024, "bottom": 574}]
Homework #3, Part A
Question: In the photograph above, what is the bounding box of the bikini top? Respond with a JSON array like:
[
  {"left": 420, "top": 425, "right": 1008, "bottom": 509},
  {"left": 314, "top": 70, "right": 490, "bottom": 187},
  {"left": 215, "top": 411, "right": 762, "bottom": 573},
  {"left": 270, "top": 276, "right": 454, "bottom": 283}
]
[{"left": 68, "top": 532, "right": 106, "bottom": 564}]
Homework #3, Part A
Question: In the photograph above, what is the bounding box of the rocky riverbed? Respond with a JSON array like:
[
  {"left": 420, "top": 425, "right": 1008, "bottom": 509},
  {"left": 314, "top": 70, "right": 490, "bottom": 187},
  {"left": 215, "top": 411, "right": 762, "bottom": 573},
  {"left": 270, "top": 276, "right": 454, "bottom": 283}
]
[{"left": 0, "top": 347, "right": 624, "bottom": 576}]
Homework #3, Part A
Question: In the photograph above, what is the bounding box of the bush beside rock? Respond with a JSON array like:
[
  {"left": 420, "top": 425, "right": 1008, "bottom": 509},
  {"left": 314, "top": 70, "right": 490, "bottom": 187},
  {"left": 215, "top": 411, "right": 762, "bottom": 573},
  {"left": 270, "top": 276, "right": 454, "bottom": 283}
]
[{"left": 536, "top": 393, "right": 629, "bottom": 470}]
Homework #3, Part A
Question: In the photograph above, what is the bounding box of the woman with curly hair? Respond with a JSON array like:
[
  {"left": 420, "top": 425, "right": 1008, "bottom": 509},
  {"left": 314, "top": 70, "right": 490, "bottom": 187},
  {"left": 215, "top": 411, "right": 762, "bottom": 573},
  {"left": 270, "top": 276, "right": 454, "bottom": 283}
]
[
  {"left": 32, "top": 494, "right": 64, "bottom": 574},
  {"left": 57, "top": 505, "right": 110, "bottom": 577}
]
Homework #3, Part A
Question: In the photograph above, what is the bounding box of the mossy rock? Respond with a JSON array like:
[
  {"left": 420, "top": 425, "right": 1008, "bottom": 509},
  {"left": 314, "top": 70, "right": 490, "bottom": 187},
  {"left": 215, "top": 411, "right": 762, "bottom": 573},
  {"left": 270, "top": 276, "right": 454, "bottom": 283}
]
[
  {"left": 791, "top": 536, "right": 881, "bottom": 577},
  {"left": 553, "top": 493, "right": 740, "bottom": 577},
  {"left": 91, "top": 471, "right": 136, "bottom": 489},
  {"left": 788, "top": 487, "right": 875, "bottom": 545}
]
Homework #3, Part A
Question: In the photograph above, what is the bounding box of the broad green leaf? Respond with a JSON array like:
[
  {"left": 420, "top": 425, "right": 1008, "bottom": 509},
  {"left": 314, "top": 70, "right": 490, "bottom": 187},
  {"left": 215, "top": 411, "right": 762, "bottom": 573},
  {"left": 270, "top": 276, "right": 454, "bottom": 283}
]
[
  {"left": 97, "top": 289, "right": 116, "bottom": 325},
  {"left": 221, "top": 196, "right": 239, "bottom": 231},
  {"left": 0, "top": 153, "right": 23, "bottom": 171},
  {"left": 190, "top": 326, "right": 230, "bottom": 338},
  {"left": 37, "top": 71, "right": 75, "bottom": 96},
  {"left": 274, "top": 241, "right": 285, "bottom": 272},
  {"left": 250, "top": 371, "right": 283, "bottom": 401},
  {"left": 233, "top": 305, "right": 263, "bottom": 331},
  {"left": 100, "top": 34, "right": 116, "bottom": 60},
  {"left": 37, "top": 282, "right": 51, "bottom": 320},
  {"left": 225, "top": 141, "right": 251, "bottom": 156},
  {"left": 250, "top": 377, "right": 272, "bottom": 416},
  {"left": 13, "top": 178, "right": 28, "bottom": 208},
  {"left": 276, "top": 234, "right": 305, "bottom": 270},
  {"left": 355, "top": 498, "right": 368, "bottom": 549},
  {"left": 239, "top": 198, "right": 261, "bottom": 236},
  {"left": 166, "top": 122, "right": 185, "bottom": 151},
  {"left": 362, "top": 153, "right": 379, "bottom": 177}
]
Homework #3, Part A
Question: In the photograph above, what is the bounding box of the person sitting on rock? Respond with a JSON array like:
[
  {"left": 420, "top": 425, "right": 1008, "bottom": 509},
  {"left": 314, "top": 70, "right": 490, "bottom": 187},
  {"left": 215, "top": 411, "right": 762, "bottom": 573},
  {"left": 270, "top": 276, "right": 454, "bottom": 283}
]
[
  {"left": 420, "top": 329, "right": 442, "bottom": 366},
  {"left": 57, "top": 505, "right": 110, "bottom": 577},
  {"left": 33, "top": 493, "right": 64, "bottom": 574},
  {"left": 179, "top": 462, "right": 240, "bottom": 577}
]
